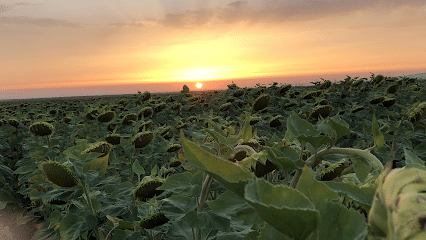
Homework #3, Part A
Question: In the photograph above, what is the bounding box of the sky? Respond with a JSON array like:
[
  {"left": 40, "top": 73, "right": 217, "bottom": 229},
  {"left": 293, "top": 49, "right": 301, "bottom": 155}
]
[{"left": 1, "top": 0, "right": 426, "bottom": 100}]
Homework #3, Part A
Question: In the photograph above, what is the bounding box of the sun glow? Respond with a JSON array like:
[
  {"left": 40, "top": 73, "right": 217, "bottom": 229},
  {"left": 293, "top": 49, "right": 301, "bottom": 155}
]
[
  {"left": 171, "top": 67, "right": 227, "bottom": 81},
  {"left": 196, "top": 83, "right": 202, "bottom": 88}
]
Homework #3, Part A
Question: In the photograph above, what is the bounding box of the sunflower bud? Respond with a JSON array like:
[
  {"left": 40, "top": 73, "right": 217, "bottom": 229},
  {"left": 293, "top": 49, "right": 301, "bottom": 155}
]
[
  {"left": 131, "top": 131, "right": 155, "bottom": 148},
  {"left": 252, "top": 93, "right": 271, "bottom": 112},
  {"left": 133, "top": 177, "right": 165, "bottom": 201},
  {"left": 29, "top": 122, "right": 54, "bottom": 137},
  {"left": 42, "top": 160, "right": 78, "bottom": 188},
  {"left": 139, "top": 211, "right": 169, "bottom": 229}
]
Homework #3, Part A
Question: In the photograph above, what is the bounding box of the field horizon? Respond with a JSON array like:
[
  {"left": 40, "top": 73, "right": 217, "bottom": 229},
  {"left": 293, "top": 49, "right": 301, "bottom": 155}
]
[{"left": 1, "top": 71, "right": 425, "bottom": 102}]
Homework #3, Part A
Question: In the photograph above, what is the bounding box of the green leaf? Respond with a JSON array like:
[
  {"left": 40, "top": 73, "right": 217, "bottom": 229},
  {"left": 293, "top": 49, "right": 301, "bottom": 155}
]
[
  {"left": 287, "top": 114, "right": 320, "bottom": 138},
  {"left": 157, "top": 172, "right": 202, "bottom": 198},
  {"left": 349, "top": 153, "right": 372, "bottom": 183},
  {"left": 0, "top": 165, "right": 13, "bottom": 183},
  {"left": 243, "top": 231, "right": 260, "bottom": 240},
  {"left": 265, "top": 133, "right": 285, "bottom": 148},
  {"left": 298, "top": 135, "right": 332, "bottom": 152},
  {"left": 184, "top": 209, "right": 231, "bottom": 232},
  {"left": 236, "top": 114, "right": 252, "bottom": 142},
  {"left": 63, "top": 140, "right": 103, "bottom": 163},
  {"left": 59, "top": 214, "right": 97, "bottom": 240},
  {"left": 48, "top": 210, "right": 63, "bottom": 229},
  {"left": 0, "top": 186, "right": 21, "bottom": 205},
  {"left": 281, "top": 146, "right": 302, "bottom": 163},
  {"left": 265, "top": 146, "right": 299, "bottom": 173},
  {"left": 205, "top": 128, "right": 227, "bottom": 145},
  {"left": 83, "top": 154, "right": 109, "bottom": 175},
  {"left": 91, "top": 198, "right": 103, "bottom": 213},
  {"left": 207, "top": 190, "right": 263, "bottom": 227},
  {"left": 162, "top": 195, "right": 198, "bottom": 220},
  {"left": 317, "top": 200, "right": 368, "bottom": 240},
  {"left": 322, "top": 180, "right": 377, "bottom": 215},
  {"left": 84, "top": 170, "right": 99, "bottom": 184},
  {"left": 13, "top": 161, "right": 37, "bottom": 174},
  {"left": 372, "top": 115, "right": 385, "bottom": 148},
  {"left": 317, "top": 116, "right": 351, "bottom": 140},
  {"left": 151, "top": 164, "right": 158, "bottom": 176},
  {"left": 132, "top": 160, "right": 145, "bottom": 177},
  {"left": 180, "top": 130, "right": 253, "bottom": 198},
  {"left": 258, "top": 223, "right": 293, "bottom": 240},
  {"left": 404, "top": 148, "right": 425, "bottom": 165},
  {"left": 296, "top": 165, "right": 369, "bottom": 240},
  {"left": 244, "top": 176, "right": 319, "bottom": 240},
  {"left": 362, "top": 121, "right": 371, "bottom": 135},
  {"left": 109, "top": 181, "right": 133, "bottom": 199},
  {"left": 328, "top": 118, "right": 352, "bottom": 140},
  {"left": 318, "top": 119, "right": 336, "bottom": 137},
  {"left": 44, "top": 188, "right": 84, "bottom": 202},
  {"left": 166, "top": 218, "right": 194, "bottom": 240}
]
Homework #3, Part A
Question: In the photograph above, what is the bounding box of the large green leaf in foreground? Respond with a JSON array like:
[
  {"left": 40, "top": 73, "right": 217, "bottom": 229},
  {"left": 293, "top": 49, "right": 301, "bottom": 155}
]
[
  {"left": 179, "top": 130, "right": 252, "bottom": 198},
  {"left": 180, "top": 130, "right": 320, "bottom": 239}
]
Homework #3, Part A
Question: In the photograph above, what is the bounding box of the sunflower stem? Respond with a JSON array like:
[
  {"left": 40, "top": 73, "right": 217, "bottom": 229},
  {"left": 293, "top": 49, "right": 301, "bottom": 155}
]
[
  {"left": 130, "top": 147, "right": 136, "bottom": 180},
  {"left": 195, "top": 174, "right": 213, "bottom": 240},
  {"left": 82, "top": 182, "right": 102, "bottom": 239},
  {"left": 46, "top": 136, "right": 51, "bottom": 151}
]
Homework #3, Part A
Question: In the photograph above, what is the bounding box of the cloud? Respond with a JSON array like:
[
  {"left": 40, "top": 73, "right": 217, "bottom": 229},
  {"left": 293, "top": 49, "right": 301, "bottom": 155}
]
[
  {"left": 109, "top": 19, "right": 158, "bottom": 28},
  {"left": 0, "top": 2, "right": 35, "bottom": 13},
  {"left": 227, "top": 1, "right": 249, "bottom": 9},
  {"left": 0, "top": 4, "right": 13, "bottom": 13},
  {"left": 156, "top": 0, "right": 426, "bottom": 29},
  {"left": 0, "top": 16, "right": 84, "bottom": 28}
]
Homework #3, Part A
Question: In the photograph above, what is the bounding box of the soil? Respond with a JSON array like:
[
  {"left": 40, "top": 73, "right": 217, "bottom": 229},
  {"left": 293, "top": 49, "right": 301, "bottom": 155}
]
[{"left": 0, "top": 203, "right": 43, "bottom": 240}]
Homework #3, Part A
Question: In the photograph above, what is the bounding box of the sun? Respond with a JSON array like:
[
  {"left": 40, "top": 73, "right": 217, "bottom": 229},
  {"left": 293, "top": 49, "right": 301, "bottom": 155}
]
[{"left": 196, "top": 83, "right": 202, "bottom": 88}]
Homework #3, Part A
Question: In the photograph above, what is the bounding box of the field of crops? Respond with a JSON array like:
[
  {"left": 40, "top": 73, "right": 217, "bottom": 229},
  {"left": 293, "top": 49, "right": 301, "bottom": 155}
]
[{"left": 1, "top": 73, "right": 426, "bottom": 240}]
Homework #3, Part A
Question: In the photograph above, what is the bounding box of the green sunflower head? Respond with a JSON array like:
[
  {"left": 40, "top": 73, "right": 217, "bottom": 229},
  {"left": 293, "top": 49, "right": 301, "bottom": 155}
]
[
  {"left": 315, "top": 159, "right": 352, "bottom": 181},
  {"left": 82, "top": 141, "right": 112, "bottom": 157},
  {"left": 131, "top": 131, "right": 155, "bottom": 148},
  {"left": 350, "top": 106, "right": 364, "bottom": 113},
  {"left": 302, "top": 90, "right": 322, "bottom": 100},
  {"left": 233, "top": 88, "right": 245, "bottom": 97},
  {"left": 219, "top": 102, "right": 232, "bottom": 112},
  {"left": 138, "top": 91, "right": 151, "bottom": 102},
  {"left": 269, "top": 115, "right": 284, "bottom": 127},
  {"left": 382, "top": 98, "right": 396, "bottom": 107},
  {"left": 252, "top": 93, "right": 271, "bottom": 112},
  {"left": 122, "top": 113, "right": 138, "bottom": 125},
  {"left": 154, "top": 103, "right": 167, "bottom": 112},
  {"left": 42, "top": 160, "right": 78, "bottom": 188},
  {"left": 105, "top": 133, "right": 121, "bottom": 145},
  {"left": 351, "top": 78, "right": 364, "bottom": 87},
  {"left": 133, "top": 176, "right": 165, "bottom": 201},
  {"left": 138, "top": 107, "right": 153, "bottom": 118},
  {"left": 29, "top": 122, "right": 55, "bottom": 137},
  {"left": 408, "top": 102, "right": 426, "bottom": 122},
  {"left": 97, "top": 111, "right": 115, "bottom": 123},
  {"left": 166, "top": 143, "right": 181, "bottom": 153},
  {"left": 139, "top": 211, "right": 169, "bottom": 229},
  {"left": 309, "top": 105, "right": 333, "bottom": 119},
  {"left": 386, "top": 84, "right": 399, "bottom": 94},
  {"left": 369, "top": 96, "right": 385, "bottom": 105},
  {"left": 279, "top": 84, "right": 292, "bottom": 95}
]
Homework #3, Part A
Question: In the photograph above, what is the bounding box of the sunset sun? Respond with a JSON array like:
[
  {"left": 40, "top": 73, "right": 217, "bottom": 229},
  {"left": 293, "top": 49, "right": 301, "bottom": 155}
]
[{"left": 196, "top": 83, "right": 202, "bottom": 88}]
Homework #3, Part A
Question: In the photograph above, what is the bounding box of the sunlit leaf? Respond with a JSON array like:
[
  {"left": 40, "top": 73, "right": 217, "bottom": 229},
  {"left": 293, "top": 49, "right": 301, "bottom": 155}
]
[{"left": 372, "top": 115, "right": 385, "bottom": 148}]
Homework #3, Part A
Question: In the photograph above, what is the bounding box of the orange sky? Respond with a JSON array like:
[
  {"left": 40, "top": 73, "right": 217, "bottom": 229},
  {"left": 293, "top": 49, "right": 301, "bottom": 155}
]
[{"left": 1, "top": 1, "right": 426, "bottom": 100}]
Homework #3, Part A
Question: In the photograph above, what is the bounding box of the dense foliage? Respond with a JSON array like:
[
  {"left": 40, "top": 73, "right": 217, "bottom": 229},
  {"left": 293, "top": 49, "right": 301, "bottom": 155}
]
[{"left": 0, "top": 73, "right": 426, "bottom": 239}]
